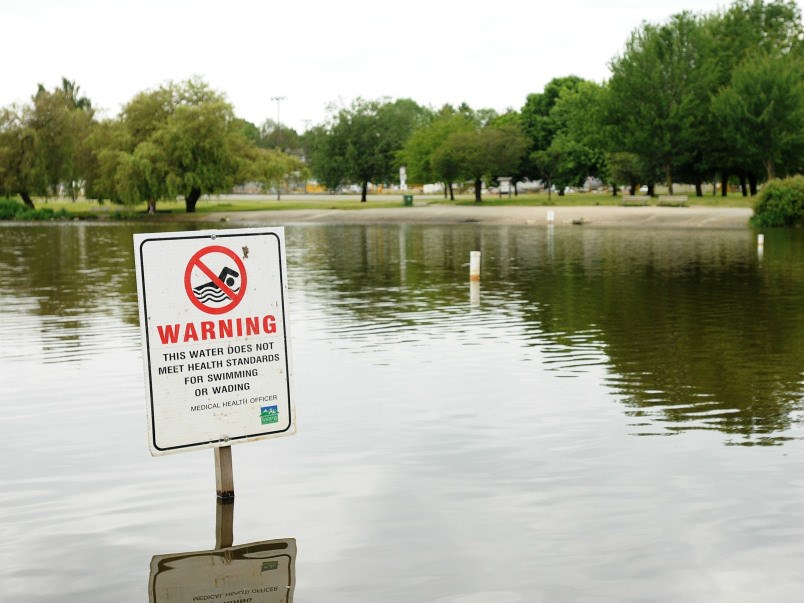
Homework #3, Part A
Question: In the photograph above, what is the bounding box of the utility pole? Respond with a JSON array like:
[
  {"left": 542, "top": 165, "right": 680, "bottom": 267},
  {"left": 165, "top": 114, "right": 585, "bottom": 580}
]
[
  {"left": 271, "top": 96, "right": 286, "bottom": 200},
  {"left": 301, "top": 119, "right": 312, "bottom": 195}
]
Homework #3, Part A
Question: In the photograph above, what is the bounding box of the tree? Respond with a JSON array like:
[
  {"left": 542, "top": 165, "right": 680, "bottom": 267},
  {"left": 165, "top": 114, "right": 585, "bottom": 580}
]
[
  {"left": 532, "top": 144, "right": 562, "bottom": 201},
  {"left": 703, "top": 1, "right": 804, "bottom": 193},
  {"left": 549, "top": 81, "right": 609, "bottom": 192},
  {"left": 0, "top": 79, "right": 95, "bottom": 208},
  {"left": 305, "top": 124, "right": 348, "bottom": 192},
  {"left": 308, "top": 98, "right": 427, "bottom": 202},
  {"left": 607, "top": 12, "right": 709, "bottom": 194},
  {"left": 114, "top": 141, "right": 171, "bottom": 207},
  {"left": 521, "top": 77, "right": 585, "bottom": 151},
  {"left": 57, "top": 78, "right": 92, "bottom": 111},
  {"left": 155, "top": 95, "right": 248, "bottom": 212},
  {"left": 607, "top": 152, "right": 657, "bottom": 195},
  {"left": 235, "top": 119, "right": 261, "bottom": 146},
  {"left": 258, "top": 119, "right": 301, "bottom": 152},
  {"left": 0, "top": 105, "right": 46, "bottom": 208},
  {"left": 489, "top": 109, "right": 529, "bottom": 195},
  {"left": 82, "top": 118, "right": 129, "bottom": 203},
  {"left": 88, "top": 78, "right": 265, "bottom": 213},
  {"left": 434, "top": 124, "right": 528, "bottom": 202},
  {"left": 341, "top": 100, "right": 393, "bottom": 201},
  {"left": 712, "top": 52, "right": 804, "bottom": 180},
  {"left": 520, "top": 76, "right": 586, "bottom": 183},
  {"left": 398, "top": 104, "right": 474, "bottom": 199},
  {"left": 33, "top": 79, "right": 95, "bottom": 200},
  {"left": 245, "top": 146, "right": 307, "bottom": 195},
  {"left": 709, "top": 0, "right": 804, "bottom": 83}
]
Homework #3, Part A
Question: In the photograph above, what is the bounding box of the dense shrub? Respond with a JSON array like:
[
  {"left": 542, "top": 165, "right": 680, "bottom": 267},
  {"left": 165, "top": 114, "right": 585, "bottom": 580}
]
[
  {"left": 0, "top": 198, "right": 71, "bottom": 221},
  {"left": 751, "top": 176, "right": 804, "bottom": 227}
]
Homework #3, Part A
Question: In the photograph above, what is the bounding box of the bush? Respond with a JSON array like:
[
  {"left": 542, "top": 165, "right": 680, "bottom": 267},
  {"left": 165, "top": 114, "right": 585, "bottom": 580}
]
[
  {"left": 751, "top": 176, "right": 804, "bottom": 227},
  {"left": 0, "top": 198, "right": 24, "bottom": 219},
  {"left": 0, "top": 198, "right": 71, "bottom": 221}
]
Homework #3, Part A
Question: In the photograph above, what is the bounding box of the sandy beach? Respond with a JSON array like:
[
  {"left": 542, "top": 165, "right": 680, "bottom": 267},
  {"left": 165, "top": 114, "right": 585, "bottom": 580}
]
[{"left": 168, "top": 204, "right": 754, "bottom": 229}]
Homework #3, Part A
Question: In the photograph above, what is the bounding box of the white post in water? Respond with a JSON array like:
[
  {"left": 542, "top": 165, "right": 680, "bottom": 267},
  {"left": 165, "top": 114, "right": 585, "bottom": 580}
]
[
  {"left": 547, "top": 210, "right": 555, "bottom": 224},
  {"left": 757, "top": 234, "right": 765, "bottom": 247},
  {"left": 469, "top": 251, "right": 481, "bottom": 281},
  {"left": 470, "top": 281, "right": 480, "bottom": 307}
]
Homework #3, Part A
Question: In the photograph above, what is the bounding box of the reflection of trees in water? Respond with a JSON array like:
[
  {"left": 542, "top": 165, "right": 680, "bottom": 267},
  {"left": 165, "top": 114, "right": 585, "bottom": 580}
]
[
  {"left": 4, "top": 222, "right": 801, "bottom": 440},
  {"left": 508, "top": 229, "right": 804, "bottom": 442},
  {"left": 592, "top": 255, "right": 803, "bottom": 442},
  {"left": 287, "top": 223, "right": 484, "bottom": 315},
  {"left": 2, "top": 224, "right": 136, "bottom": 317},
  {"left": 289, "top": 224, "right": 804, "bottom": 443},
  {"left": 0, "top": 223, "right": 183, "bottom": 357}
]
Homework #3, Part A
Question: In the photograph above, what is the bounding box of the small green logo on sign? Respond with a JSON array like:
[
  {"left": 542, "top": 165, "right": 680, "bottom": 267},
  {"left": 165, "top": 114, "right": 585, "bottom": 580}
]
[
  {"left": 262, "top": 560, "right": 279, "bottom": 572},
  {"left": 260, "top": 405, "right": 278, "bottom": 424}
]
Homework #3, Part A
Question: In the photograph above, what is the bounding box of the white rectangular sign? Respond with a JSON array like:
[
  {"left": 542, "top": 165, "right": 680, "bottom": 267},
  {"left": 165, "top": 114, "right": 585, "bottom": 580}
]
[{"left": 134, "top": 228, "right": 295, "bottom": 456}]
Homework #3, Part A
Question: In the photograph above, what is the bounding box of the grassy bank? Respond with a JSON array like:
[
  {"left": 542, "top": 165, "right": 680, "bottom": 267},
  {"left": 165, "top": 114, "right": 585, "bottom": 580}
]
[
  {"left": 2, "top": 190, "right": 756, "bottom": 220},
  {"left": 446, "top": 191, "right": 755, "bottom": 208},
  {"left": 0, "top": 198, "right": 73, "bottom": 221}
]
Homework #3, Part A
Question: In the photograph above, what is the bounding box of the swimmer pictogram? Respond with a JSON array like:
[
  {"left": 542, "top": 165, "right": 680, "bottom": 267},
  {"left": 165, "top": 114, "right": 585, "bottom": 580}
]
[{"left": 184, "top": 245, "right": 248, "bottom": 315}]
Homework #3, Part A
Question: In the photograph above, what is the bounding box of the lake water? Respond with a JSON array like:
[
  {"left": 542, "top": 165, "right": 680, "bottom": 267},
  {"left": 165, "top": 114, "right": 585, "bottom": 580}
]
[{"left": 1, "top": 221, "right": 803, "bottom": 602}]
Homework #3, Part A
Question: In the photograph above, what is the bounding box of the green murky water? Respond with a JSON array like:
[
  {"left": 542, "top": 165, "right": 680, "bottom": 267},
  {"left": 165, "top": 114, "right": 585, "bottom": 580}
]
[{"left": 1, "top": 222, "right": 803, "bottom": 602}]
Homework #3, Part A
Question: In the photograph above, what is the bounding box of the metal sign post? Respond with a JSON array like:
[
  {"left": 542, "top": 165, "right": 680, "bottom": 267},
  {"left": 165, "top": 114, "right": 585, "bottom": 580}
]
[
  {"left": 134, "top": 228, "right": 295, "bottom": 497},
  {"left": 215, "top": 498, "right": 234, "bottom": 549},
  {"left": 215, "top": 446, "right": 235, "bottom": 500}
]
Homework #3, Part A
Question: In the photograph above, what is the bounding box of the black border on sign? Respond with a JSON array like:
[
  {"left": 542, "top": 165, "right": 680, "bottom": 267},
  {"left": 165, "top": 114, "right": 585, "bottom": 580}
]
[{"left": 137, "top": 231, "right": 293, "bottom": 452}]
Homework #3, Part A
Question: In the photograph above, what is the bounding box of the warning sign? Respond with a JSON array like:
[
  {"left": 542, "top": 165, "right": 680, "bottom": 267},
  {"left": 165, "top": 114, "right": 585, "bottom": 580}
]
[{"left": 133, "top": 228, "right": 295, "bottom": 456}]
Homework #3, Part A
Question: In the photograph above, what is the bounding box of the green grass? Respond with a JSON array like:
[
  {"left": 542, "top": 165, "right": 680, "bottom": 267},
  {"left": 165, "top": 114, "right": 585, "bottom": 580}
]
[
  {"left": 21, "top": 196, "right": 408, "bottom": 216},
  {"left": 445, "top": 192, "right": 623, "bottom": 207},
  {"left": 2, "top": 190, "right": 756, "bottom": 220},
  {"left": 434, "top": 191, "right": 756, "bottom": 208},
  {"left": 0, "top": 198, "right": 72, "bottom": 221},
  {"left": 189, "top": 198, "right": 407, "bottom": 212}
]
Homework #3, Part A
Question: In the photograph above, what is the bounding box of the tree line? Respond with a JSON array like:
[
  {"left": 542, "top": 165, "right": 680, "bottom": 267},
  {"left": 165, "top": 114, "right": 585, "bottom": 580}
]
[
  {"left": 0, "top": 77, "right": 305, "bottom": 212},
  {"left": 307, "top": 0, "right": 804, "bottom": 201},
  {"left": 1, "top": 0, "right": 803, "bottom": 211}
]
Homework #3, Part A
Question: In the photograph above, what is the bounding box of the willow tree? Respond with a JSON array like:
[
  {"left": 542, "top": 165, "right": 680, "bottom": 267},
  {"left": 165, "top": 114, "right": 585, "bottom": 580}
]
[
  {"left": 0, "top": 79, "right": 95, "bottom": 208},
  {"left": 0, "top": 106, "right": 45, "bottom": 208},
  {"left": 139, "top": 79, "right": 246, "bottom": 212},
  {"left": 86, "top": 78, "right": 250, "bottom": 213}
]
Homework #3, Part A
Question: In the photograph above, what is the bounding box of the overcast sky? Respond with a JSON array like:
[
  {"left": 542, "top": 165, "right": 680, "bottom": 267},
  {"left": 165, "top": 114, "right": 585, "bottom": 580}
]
[{"left": 4, "top": 0, "right": 803, "bottom": 131}]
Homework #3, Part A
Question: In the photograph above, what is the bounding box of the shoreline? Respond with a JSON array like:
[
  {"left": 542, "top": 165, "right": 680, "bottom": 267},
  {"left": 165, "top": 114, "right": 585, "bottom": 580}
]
[{"left": 165, "top": 204, "right": 755, "bottom": 229}]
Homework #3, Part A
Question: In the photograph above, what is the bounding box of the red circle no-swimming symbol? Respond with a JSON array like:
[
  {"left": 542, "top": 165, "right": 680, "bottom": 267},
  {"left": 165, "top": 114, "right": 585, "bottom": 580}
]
[{"left": 184, "top": 245, "right": 248, "bottom": 315}]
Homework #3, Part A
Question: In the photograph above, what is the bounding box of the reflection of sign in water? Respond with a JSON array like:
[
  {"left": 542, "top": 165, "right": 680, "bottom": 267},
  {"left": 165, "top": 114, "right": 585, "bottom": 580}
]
[{"left": 149, "top": 539, "right": 296, "bottom": 603}]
